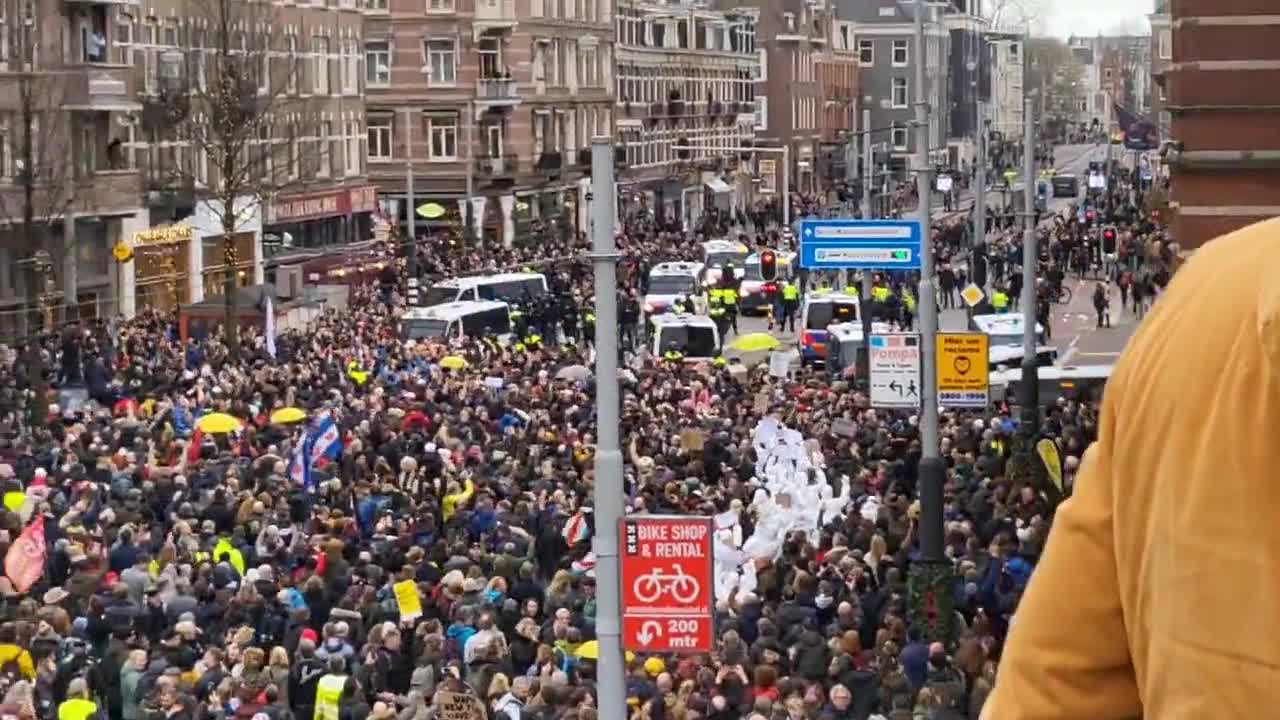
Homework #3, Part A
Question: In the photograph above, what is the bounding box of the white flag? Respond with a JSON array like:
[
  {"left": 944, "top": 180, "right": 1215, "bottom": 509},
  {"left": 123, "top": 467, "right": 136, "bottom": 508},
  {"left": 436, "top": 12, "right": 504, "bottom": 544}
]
[{"left": 265, "top": 296, "right": 277, "bottom": 359}]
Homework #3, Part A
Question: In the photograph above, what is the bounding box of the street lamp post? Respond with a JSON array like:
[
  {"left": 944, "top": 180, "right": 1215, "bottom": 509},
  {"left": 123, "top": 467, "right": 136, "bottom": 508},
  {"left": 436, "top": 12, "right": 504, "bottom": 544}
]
[{"left": 17, "top": 249, "right": 52, "bottom": 423}]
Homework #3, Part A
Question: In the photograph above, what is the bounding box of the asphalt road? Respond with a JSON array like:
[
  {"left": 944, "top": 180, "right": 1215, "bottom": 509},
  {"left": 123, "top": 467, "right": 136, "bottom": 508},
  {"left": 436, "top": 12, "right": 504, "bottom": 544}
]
[{"left": 723, "top": 143, "right": 1139, "bottom": 368}]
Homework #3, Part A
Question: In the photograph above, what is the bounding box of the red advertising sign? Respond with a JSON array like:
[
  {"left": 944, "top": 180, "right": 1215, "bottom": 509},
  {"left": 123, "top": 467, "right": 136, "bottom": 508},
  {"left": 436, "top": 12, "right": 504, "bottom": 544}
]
[{"left": 620, "top": 515, "right": 714, "bottom": 654}]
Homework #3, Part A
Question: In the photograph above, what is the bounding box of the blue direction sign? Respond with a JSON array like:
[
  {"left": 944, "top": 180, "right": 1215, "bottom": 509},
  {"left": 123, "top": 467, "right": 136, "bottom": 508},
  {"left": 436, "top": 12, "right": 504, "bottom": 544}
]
[{"left": 798, "top": 219, "right": 923, "bottom": 271}]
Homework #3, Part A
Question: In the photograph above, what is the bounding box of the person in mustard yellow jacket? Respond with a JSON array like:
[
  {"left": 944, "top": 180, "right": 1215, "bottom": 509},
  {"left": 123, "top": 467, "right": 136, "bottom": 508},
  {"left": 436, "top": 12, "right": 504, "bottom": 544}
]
[{"left": 984, "top": 217, "right": 1280, "bottom": 719}]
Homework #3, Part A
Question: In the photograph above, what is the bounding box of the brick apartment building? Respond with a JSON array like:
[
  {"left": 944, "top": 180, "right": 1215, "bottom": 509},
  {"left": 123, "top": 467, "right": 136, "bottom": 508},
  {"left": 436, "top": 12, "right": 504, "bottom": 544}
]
[
  {"left": 365, "top": 0, "right": 614, "bottom": 247},
  {"left": 614, "top": 1, "right": 760, "bottom": 230},
  {"left": 0, "top": 0, "right": 375, "bottom": 339},
  {"left": 816, "top": 18, "right": 859, "bottom": 194},
  {"left": 1165, "top": 0, "right": 1280, "bottom": 251}
]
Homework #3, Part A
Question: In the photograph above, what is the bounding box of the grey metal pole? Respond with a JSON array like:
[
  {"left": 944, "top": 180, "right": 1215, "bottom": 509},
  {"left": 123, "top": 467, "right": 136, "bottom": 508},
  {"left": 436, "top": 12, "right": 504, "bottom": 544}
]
[
  {"left": 589, "top": 137, "right": 626, "bottom": 716},
  {"left": 404, "top": 109, "right": 418, "bottom": 306},
  {"left": 862, "top": 109, "right": 873, "bottom": 219},
  {"left": 913, "top": 0, "right": 944, "bottom": 563},
  {"left": 1019, "top": 97, "right": 1039, "bottom": 434},
  {"left": 782, "top": 145, "right": 791, "bottom": 229},
  {"left": 859, "top": 109, "right": 875, "bottom": 385},
  {"left": 465, "top": 100, "right": 475, "bottom": 236},
  {"left": 974, "top": 101, "right": 987, "bottom": 261}
]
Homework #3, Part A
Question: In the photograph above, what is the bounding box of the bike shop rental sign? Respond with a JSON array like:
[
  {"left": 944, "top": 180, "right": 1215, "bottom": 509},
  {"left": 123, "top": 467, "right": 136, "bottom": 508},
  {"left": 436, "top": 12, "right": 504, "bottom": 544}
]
[{"left": 620, "top": 515, "right": 714, "bottom": 653}]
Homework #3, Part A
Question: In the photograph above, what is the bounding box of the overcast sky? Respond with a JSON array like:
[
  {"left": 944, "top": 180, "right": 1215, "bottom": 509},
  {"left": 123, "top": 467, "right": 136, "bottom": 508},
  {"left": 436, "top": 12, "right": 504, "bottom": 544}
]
[{"left": 1045, "top": 0, "right": 1152, "bottom": 38}]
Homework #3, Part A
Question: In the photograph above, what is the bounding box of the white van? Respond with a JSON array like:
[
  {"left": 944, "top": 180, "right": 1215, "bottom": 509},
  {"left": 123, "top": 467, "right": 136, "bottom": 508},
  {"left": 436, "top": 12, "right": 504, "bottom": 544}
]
[
  {"left": 798, "top": 292, "right": 861, "bottom": 365},
  {"left": 400, "top": 301, "right": 512, "bottom": 342},
  {"left": 700, "top": 240, "right": 750, "bottom": 285},
  {"left": 649, "top": 313, "right": 721, "bottom": 362},
  {"left": 970, "top": 313, "right": 1047, "bottom": 347},
  {"left": 644, "top": 261, "right": 706, "bottom": 316},
  {"left": 990, "top": 364, "right": 1113, "bottom": 406},
  {"left": 422, "top": 272, "right": 548, "bottom": 307}
]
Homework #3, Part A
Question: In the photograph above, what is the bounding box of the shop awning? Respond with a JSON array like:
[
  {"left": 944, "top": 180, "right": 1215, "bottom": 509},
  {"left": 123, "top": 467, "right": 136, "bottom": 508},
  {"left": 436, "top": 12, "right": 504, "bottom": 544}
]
[{"left": 704, "top": 177, "right": 732, "bottom": 194}]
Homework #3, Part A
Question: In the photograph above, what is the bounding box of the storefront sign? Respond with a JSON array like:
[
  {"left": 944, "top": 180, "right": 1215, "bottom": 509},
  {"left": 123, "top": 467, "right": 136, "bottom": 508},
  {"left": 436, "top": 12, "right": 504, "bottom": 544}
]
[
  {"left": 269, "top": 186, "right": 380, "bottom": 223},
  {"left": 133, "top": 225, "right": 193, "bottom": 245}
]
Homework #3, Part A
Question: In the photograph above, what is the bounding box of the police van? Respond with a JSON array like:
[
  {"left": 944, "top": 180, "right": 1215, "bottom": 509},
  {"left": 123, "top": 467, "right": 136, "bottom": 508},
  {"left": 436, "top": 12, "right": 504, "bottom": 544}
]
[
  {"left": 824, "top": 321, "right": 896, "bottom": 377},
  {"left": 739, "top": 250, "right": 796, "bottom": 314},
  {"left": 643, "top": 262, "right": 705, "bottom": 317},
  {"left": 422, "top": 272, "right": 548, "bottom": 307},
  {"left": 990, "top": 364, "right": 1113, "bottom": 406},
  {"left": 400, "top": 301, "right": 512, "bottom": 342},
  {"left": 798, "top": 292, "right": 861, "bottom": 366},
  {"left": 649, "top": 313, "right": 721, "bottom": 362},
  {"left": 700, "top": 240, "right": 750, "bottom": 285},
  {"left": 970, "top": 313, "right": 1047, "bottom": 348}
]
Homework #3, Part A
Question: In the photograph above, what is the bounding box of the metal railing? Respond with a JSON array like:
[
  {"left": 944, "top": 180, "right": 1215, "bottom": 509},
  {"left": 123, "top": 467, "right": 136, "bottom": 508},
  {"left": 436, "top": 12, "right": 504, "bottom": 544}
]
[{"left": 0, "top": 297, "right": 121, "bottom": 347}]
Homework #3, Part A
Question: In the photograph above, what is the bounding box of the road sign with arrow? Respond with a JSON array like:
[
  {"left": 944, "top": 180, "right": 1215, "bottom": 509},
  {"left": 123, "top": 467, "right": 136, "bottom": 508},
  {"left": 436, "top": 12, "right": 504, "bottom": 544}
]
[
  {"left": 869, "top": 333, "right": 922, "bottom": 410},
  {"left": 620, "top": 515, "right": 714, "bottom": 654}
]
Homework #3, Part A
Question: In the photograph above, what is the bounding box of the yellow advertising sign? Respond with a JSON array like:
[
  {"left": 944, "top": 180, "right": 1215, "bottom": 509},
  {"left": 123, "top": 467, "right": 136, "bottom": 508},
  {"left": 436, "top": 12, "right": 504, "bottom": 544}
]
[
  {"left": 936, "top": 332, "right": 990, "bottom": 408},
  {"left": 133, "top": 224, "right": 193, "bottom": 246}
]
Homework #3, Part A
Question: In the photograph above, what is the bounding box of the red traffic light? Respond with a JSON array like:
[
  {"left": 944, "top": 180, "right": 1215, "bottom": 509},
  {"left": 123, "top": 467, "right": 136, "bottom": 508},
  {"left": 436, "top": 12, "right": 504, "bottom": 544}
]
[{"left": 759, "top": 251, "right": 778, "bottom": 282}]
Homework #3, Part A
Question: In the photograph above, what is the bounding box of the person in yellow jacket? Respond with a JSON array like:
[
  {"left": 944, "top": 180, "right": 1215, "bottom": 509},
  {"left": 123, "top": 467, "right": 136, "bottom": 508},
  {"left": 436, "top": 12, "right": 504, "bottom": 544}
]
[
  {"left": 58, "top": 678, "right": 98, "bottom": 720},
  {"left": 0, "top": 625, "right": 35, "bottom": 679},
  {"left": 982, "top": 217, "right": 1280, "bottom": 719},
  {"left": 990, "top": 288, "right": 1010, "bottom": 313},
  {"left": 443, "top": 477, "right": 475, "bottom": 521},
  {"left": 213, "top": 536, "right": 245, "bottom": 576},
  {"left": 346, "top": 360, "right": 369, "bottom": 386},
  {"left": 313, "top": 658, "right": 349, "bottom": 720}
]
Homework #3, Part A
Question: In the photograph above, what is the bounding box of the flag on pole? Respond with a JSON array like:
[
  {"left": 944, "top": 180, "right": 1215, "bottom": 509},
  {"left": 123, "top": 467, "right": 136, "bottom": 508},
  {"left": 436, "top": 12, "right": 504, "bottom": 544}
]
[
  {"left": 5, "top": 516, "right": 47, "bottom": 592},
  {"left": 308, "top": 413, "right": 343, "bottom": 466},
  {"left": 265, "top": 296, "right": 277, "bottom": 359}
]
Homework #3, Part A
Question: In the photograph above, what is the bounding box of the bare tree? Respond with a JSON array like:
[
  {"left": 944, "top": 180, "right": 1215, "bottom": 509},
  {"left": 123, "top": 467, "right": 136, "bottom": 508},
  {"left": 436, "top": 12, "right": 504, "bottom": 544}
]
[
  {"left": 145, "top": 0, "right": 300, "bottom": 357},
  {"left": 985, "top": 0, "right": 1049, "bottom": 34},
  {"left": 1025, "top": 37, "right": 1085, "bottom": 133}
]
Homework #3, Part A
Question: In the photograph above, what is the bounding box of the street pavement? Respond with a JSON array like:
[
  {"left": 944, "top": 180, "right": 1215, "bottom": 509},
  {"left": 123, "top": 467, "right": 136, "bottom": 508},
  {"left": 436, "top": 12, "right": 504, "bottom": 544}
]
[{"left": 723, "top": 143, "right": 1140, "bottom": 368}]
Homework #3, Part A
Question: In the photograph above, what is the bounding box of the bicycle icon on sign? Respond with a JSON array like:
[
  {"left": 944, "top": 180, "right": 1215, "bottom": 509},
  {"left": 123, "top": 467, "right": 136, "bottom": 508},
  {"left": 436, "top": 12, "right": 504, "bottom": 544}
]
[{"left": 632, "top": 564, "right": 701, "bottom": 604}]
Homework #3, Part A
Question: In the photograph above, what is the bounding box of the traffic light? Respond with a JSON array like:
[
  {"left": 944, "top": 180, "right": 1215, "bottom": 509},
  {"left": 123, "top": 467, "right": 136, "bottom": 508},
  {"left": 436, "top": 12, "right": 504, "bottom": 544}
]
[
  {"left": 759, "top": 250, "right": 778, "bottom": 282},
  {"left": 1102, "top": 226, "right": 1117, "bottom": 254}
]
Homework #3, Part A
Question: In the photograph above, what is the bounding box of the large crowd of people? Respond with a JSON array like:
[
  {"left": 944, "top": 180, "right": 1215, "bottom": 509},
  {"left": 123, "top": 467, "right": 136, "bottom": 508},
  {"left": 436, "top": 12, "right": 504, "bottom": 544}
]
[{"left": 0, "top": 165, "right": 1165, "bottom": 720}]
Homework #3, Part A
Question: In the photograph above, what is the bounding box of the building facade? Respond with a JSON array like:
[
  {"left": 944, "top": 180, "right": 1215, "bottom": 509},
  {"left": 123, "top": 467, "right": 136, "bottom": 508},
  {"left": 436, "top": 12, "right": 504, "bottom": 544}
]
[
  {"left": 944, "top": 8, "right": 987, "bottom": 169},
  {"left": 985, "top": 34, "right": 1024, "bottom": 143},
  {"left": 1148, "top": 0, "right": 1172, "bottom": 138},
  {"left": 816, "top": 19, "right": 859, "bottom": 194},
  {"left": 838, "top": 0, "right": 949, "bottom": 178},
  {"left": 366, "top": 0, "right": 614, "bottom": 247},
  {"left": 1166, "top": 0, "right": 1280, "bottom": 252},
  {"left": 614, "top": 1, "right": 759, "bottom": 229}
]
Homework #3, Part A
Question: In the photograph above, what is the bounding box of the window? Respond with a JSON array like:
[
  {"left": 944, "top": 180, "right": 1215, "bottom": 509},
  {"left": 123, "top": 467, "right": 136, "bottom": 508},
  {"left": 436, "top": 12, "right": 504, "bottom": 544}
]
[
  {"left": 1104, "top": 68, "right": 1112, "bottom": 80},
  {"left": 426, "top": 38, "right": 456, "bottom": 85},
  {"left": 345, "top": 120, "right": 360, "bottom": 175},
  {"left": 342, "top": 39, "right": 358, "bottom": 93},
  {"left": 365, "top": 41, "right": 390, "bottom": 85},
  {"left": 477, "top": 37, "right": 501, "bottom": 78},
  {"left": 115, "top": 14, "right": 133, "bottom": 64},
  {"left": 368, "top": 117, "right": 392, "bottom": 159},
  {"left": 892, "top": 39, "right": 907, "bottom": 66},
  {"left": 858, "top": 39, "right": 873, "bottom": 66},
  {"left": 313, "top": 37, "right": 330, "bottom": 94},
  {"left": 285, "top": 35, "right": 296, "bottom": 94},
  {"left": 366, "top": 0, "right": 388, "bottom": 9},
  {"left": 1009, "top": 42, "right": 1019, "bottom": 59},
  {"left": 892, "top": 126, "right": 908, "bottom": 150},
  {"left": 427, "top": 0, "right": 454, "bottom": 10},
  {"left": 428, "top": 114, "right": 457, "bottom": 159},
  {"left": 484, "top": 122, "right": 503, "bottom": 157},
  {"left": 288, "top": 130, "right": 299, "bottom": 179},
  {"left": 1158, "top": 28, "right": 1171, "bottom": 60},
  {"left": 317, "top": 121, "right": 331, "bottom": 176},
  {"left": 891, "top": 77, "right": 908, "bottom": 108}
]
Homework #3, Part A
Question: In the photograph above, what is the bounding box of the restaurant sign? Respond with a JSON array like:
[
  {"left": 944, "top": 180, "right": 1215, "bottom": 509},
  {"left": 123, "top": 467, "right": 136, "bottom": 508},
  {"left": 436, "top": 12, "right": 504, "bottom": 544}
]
[
  {"left": 269, "top": 186, "right": 379, "bottom": 224},
  {"left": 133, "top": 224, "right": 193, "bottom": 245}
]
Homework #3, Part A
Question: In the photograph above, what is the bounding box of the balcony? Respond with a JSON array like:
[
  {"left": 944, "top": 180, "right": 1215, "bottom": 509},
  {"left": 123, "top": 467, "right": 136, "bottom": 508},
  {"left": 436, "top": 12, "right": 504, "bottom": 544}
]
[
  {"left": 535, "top": 151, "right": 563, "bottom": 172},
  {"left": 0, "top": 168, "right": 142, "bottom": 219},
  {"left": 61, "top": 64, "right": 141, "bottom": 112},
  {"left": 709, "top": 100, "right": 723, "bottom": 116},
  {"left": 473, "top": 0, "right": 517, "bottom": 39},
  {"left": 475, "top": 77, "right": 521, "bottom": 109},
  {"left": 475, "top": 155, "right": 514, "bottom": 177}
]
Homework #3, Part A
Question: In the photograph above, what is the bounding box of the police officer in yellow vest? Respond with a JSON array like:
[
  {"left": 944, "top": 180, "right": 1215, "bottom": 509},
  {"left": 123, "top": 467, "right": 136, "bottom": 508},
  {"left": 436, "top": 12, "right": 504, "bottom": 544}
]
[
  {"left": 992, "top": 287, "right": 1011, "bottom": 313},
  {"left": 780, "top": 280, "right": 800, "bottom": 333},
  {"left": 663, "top": 341, "right": 684, "bottom": 363},
  {"left": 313, "top": 658, "right": 349, "bottom": 720},
  {"left": 707, "top": 295, "right": 728, "bottom": 347},
  {"left": 58, "top": 678, "right": 98, "bottom": 720},
  {"left": 721, "top": 286, "right": 739, "bottom": 335},
  {"left": 901, "top": 288, "right": 917, "bottom": 331}
]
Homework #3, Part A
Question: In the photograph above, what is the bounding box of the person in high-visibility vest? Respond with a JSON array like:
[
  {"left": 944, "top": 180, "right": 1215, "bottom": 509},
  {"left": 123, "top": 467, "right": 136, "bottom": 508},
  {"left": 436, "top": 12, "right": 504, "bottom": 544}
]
[
  {"left": 901, "top": 289, "right": 917, "bottom": 331},
  {"left": 58, "top": 678, "right": 97, "bottom": 720},
  {"left": 313, "top": 658, "right": 349, "bottom": 720},
  {"left": 708, "top": 296, "right": 728, "bottom": 346},
  {"left": 991, "top": 287, "right": 1011, "bottom": 313},
  {"left": 721, "top": 287, "right": 739, "bottom": 335},
  {"left": 780, "top": 281, "right": 800, "bottom": 334}
]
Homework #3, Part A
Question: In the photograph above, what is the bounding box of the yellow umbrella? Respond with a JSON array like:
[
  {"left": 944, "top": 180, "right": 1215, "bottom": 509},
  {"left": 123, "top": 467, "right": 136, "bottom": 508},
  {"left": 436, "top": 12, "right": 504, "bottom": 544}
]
[
  {"left": 196, "top": 412, "right": 243, "bottom": 434},
  {"left": 730, "top": 332, "right": 781, "bottom": 353},
  {"left": 416, "top": 202, "right": 447, "bottom": 219},
  {"left": 270, "top": 407, "right": 307, "bottom": 425},
  {"left": 575, "top": 640, "right": 599, "bottom": 660},
  {"left": 440, "top": 355, "right": 469, "bottom": 370}
]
